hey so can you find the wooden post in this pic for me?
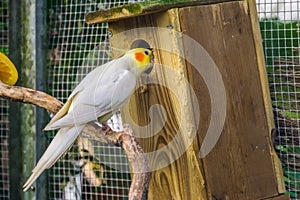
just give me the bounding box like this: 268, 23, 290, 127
8, 1, 22, 200
9, 0, 36, 200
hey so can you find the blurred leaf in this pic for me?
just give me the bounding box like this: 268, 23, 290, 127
281, 110, 300, 119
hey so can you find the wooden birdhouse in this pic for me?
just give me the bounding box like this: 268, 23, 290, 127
86, 0, 288, 199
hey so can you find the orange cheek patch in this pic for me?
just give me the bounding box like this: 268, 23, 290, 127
135, 52, 145, 62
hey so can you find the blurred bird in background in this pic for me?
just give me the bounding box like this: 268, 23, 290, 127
0, 52, 18, 86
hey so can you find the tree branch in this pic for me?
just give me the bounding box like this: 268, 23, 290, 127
0, 81, 151, 200
0, 80, 63, 113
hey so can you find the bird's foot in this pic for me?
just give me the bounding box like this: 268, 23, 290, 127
101, 123, 112, 135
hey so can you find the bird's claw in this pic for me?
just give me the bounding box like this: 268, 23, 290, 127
101, 123, 112, 135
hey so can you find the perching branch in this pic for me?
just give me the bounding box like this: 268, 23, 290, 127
87, 124, 152, 200
0, 80, 63, 113
0, 81, 151, 200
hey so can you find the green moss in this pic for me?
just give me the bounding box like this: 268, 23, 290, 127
95, 3, 142, 19
110, 3, 142, 16
87, 0, 234, 23
140, 0, 199, 7
118, 3, 143, 15
104, 0, 208, 17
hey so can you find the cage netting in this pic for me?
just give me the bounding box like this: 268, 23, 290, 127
257, 0, 300, 198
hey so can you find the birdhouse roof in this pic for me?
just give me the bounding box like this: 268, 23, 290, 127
85, 0, 233, 24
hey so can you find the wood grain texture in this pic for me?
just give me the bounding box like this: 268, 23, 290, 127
0, 80, 63, 114
179, 1, 287, 199
106, 1, 287, 199
108, 10, 207, 200
86, 0, 236, 24
264, 194, 290, 200
247, 0, 286, 193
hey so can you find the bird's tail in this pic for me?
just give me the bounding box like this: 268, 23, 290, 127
23, 125, 84, 191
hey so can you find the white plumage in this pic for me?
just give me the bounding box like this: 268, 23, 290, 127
23, 48, 153, 191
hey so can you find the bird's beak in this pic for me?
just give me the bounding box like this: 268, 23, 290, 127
145, 66, 153, 74
145, 50, 154, 74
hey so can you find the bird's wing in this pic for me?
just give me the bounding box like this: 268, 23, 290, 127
44, 60, 117, 130
45, 68, 137, 129
44, 90, 81, 131
23, 125, 84, 191
108, 69, 137, 110
68, 58, 124, 98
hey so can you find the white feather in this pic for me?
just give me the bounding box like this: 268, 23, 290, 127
23, 126, 84, 191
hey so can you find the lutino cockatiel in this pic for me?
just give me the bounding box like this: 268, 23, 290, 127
23, 48, 153, 191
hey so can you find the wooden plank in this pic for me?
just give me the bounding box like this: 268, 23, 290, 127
247, 0, 286, 194
85, 0, 237, 24
108, 10, 207, 200
179, 1, 286, 199
263, 194, 290, 200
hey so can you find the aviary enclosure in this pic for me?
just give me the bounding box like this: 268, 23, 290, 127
0, 0, 299, 199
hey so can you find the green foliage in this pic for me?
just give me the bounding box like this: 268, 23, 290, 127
0, 47, 8, 55
260, 20, 299, 65
281, 110, 300, 119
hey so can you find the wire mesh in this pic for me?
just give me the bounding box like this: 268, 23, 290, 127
47, 1, 135, 199
256, 0, 300, 198
0, 0, 9, 199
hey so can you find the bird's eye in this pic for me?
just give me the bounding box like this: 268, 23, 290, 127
144, 50, 149, 56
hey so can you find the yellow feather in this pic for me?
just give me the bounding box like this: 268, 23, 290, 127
44, 94, 76, 130
0, 52, 18, 85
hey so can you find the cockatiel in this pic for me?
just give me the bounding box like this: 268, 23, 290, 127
23, 48, 153, 191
